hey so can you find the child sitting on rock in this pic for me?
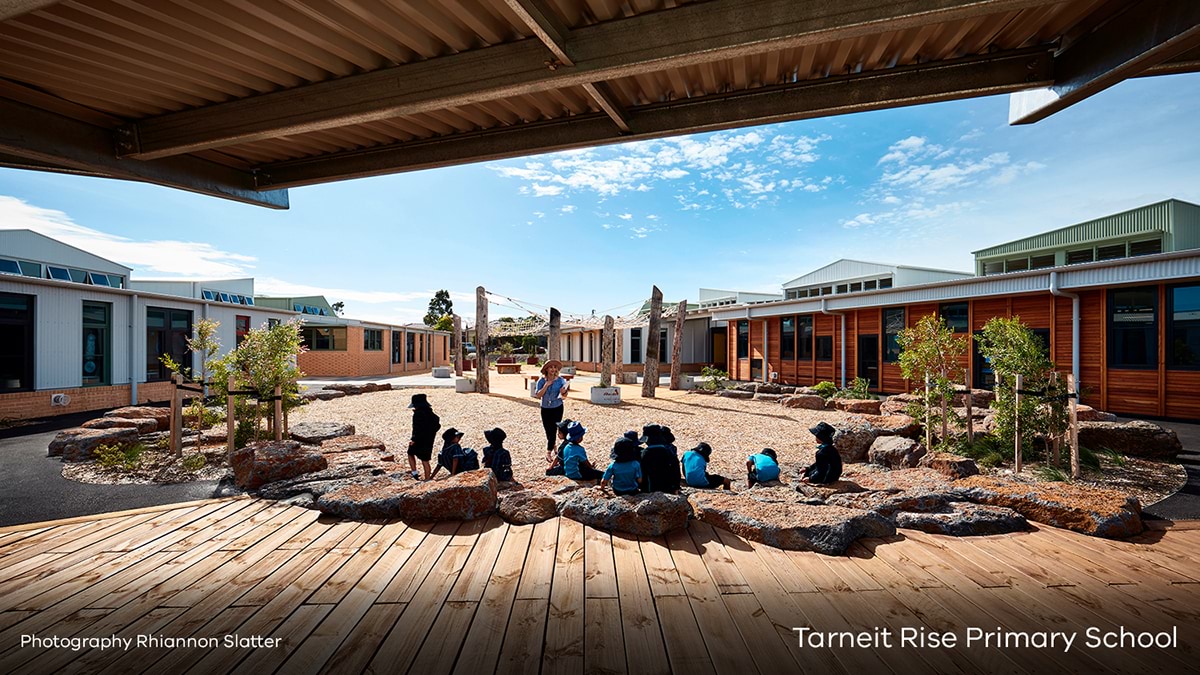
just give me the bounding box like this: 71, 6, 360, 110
545, 418, 574, 476
746, 448, 781, 488
562, 421, 603, 481
802, 422, 842, 485
432, 428, 478, 479
682, 442, 731, 490
639, 424, 681, 494
601, 437, 643, 495
482, 427, 513, 482
611, 430, 641, 459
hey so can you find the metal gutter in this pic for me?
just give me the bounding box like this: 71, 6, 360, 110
1049, 271, 1081, 390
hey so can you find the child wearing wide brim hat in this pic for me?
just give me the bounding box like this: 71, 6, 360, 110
407, 393, 440, 480
802, 422, 842, 485
682, 442, 732, 490
746, 447, 781, 488
483, 427, 513, 482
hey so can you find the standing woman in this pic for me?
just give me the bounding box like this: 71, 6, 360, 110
535, 359, 569, 453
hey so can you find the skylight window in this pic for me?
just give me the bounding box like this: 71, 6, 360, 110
68, 268, 88, 283
244, 297, 255, 306
47, 266, 71, 281
219, 293, 231, 303
90, 274, 111, 287
0, 259, 19, 275
294, 304, 303, 312
18, 261, 40, 277
202, 290, 215, 301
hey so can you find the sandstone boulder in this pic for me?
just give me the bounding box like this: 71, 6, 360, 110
688, 492, 895, 555
1074, 405, 1117, 423
290, 421, 356, 444
846, 467, 956, 494
257, 464, 391, 503
952, 388, 996, 408
1077, 420, 1182, 459
781, 394, 826, 410
318, 470, 498, 521
231, 440, 328, 490
791, 481, 868, 501
753, 393, 786, 402
778, 385, 797, 395
48, 427, 141, 461
825, 489, 948, 517
733, 383, 758, 392
953, 475, 1142, 538
690, 388, 715, 395
860, 414, 922, 439
832, 423, 878, 463
199, 427, 230, 445
894, 502, 1027, 536
301, 389, 347, 402
756, 383, 782, 395
559, 489, 691, 536
829, 398, 883, 415
498, 491, 559, 525
716, 390, 754, 400
868, 436, 926, 469
321, 434, 387, 454
918, 452, 979, 479
879, 393, 920, 417
104, 405, 170, 431
81, 417, 158, 434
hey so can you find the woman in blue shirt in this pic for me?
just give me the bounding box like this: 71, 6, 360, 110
535, 359, 569, 453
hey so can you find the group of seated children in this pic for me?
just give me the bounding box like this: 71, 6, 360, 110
406, 393, 513, 483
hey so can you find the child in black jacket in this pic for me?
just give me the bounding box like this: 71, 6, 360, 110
802, 421, 843, 485
482, 427, 513, 482
407, 393, 440, 480
639, 424, 681, 494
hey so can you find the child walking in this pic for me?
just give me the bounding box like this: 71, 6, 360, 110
601, 437, 644, 495
407, 393, 440, 480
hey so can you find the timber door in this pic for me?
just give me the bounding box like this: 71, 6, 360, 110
857, 334, 879, 388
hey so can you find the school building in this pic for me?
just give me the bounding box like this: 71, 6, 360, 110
710, 199, 1200, 419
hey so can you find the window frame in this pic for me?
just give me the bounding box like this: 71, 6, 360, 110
1167, 283, 1200, 370
630, 327, 643, 364
363, 328, 384, 351
735, 321, 748, 360
82, 300, 112, 386
939, 302, 969, 333
815, 335, 833, 361
235, 315, 250, 347
883, 307, 905, 363
797, 315, 813, 359
145, 307, 193, 382
1107, 286, 1158, 369
781, 316, 795, 360
0, 292, 35, 392
301, 326, 347, 352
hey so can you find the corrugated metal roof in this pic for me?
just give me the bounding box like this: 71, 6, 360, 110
973, 199, 1197, 257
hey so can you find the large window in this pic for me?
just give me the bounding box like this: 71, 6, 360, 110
301, 326, 347, 351
815, 335, 833, 361
392, 331, 403, 364
146, 307, 192, 382
735, 321, 748, 359
630, 328, 642, 364
1168, 284, 1200, 369
235, 315, 250, 346
798, 315, 813, 359
939, 302, 969, 333
781, 317, 795, 360
364, 328, 383, 351
82, 301, 111, 386
406, 332, 415, 362
883, 307, 905, 363
0, 293, 34, 392
1108, 287, 1157, 368
659, 328, 668, 362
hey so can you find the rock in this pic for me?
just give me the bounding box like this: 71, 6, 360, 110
753, 393, 786, 402
894, 502, 1027, 536
48, 427, 140, 461
318, 470, 498, 521
258, 464, 390, 501
860, 414, 922, 439
781, 394, 826, 410
952, 389, 995, 408
505, 476, 587, 498
559, 489, 691, 536
81, 417, 158, 434
690, 388, 715, 395
777, 385, 797, 395
829, 398, 883, 415
918, 452, 979, 479
688, 492, 895, 555
879, 393, 920, 417
104, 405, 170, 431
826, 490, 949, 517
716, 390, 754, 399
756, 383, 782, 394
792, 481, 868, 500
290, 421, 356, 444
846, 466, 956, 494
1077, 420, 1182, 459
868, 436, 926, 469
199, 427, 229, 445
498, 491, 559, 524
320, 434, 386, 454
301, 389, 347, 402
230, 440, 328, 490
832, 423, 878, 463
953, 475, 1142, 538
1074, 405, 1117, 423
733, 383, 758, 392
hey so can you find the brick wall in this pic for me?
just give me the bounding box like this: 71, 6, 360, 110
0, 380, 175, 421
298, 327, 449, 377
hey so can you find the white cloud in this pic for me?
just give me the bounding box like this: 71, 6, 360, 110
629, 227, 652, 239
659, 168, 689, 179
841, 213, 876, 229
881, 152, 1010, 193
617, 213, 633, 220
531, 184, 563, 197
877, 136, 947, 165
990, 160, 1047, 186
646, 214, 659, 221
533, 211, 545, 218
560, 204, 576, 214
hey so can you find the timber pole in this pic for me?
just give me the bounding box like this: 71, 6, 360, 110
614, 324, 624, 383
476, 286, 489, 394
548, 308, 561, 361
643, 286, 662, 398
601, 315, 614, 388
453, 314, 463, 377
670, 299, 687, 390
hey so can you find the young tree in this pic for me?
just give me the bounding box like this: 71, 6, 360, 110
433, 314, 453, 332
897, 314, 967, 449
211, 319, 306, 448
975, 316, 1064, 463
160, 317, 222, 441
424, 290, 453, 326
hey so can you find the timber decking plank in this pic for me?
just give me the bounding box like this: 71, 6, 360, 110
585, 597, 627, 675
585, 525, 619, 599
653, 594, 717, 675
515, 519, 559, 600
1036, 526, 1200, 584
685, 523, 752, 594
610, 534, 670, 675
321, 601, 408, 675
36, 606, 183, 675
228, 603, 334, 675
453, 523, 534, 675
496, 597, 550, 675
447, 515, 508, 603
411, 600, 480, 674
639, 536, 686, 597
378, 521, 460, 604
112, 606, 259, 675
543, 518, 585, 675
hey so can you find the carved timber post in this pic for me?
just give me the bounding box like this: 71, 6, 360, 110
614, 325, 624, 382
549, 308, 561, 361
453, 314, 463, 377
643, 286, 662, 398
670, 299, 687, 390
601, 315, 614, 388
475, 287, 489, 394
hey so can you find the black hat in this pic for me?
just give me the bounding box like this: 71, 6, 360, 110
484, 427, 506, 445
661, 425, 675, 445
639, 424, 662, 444
612, 437, 641, 463
556, 418, 574, 433
690, 442, 712, 459
809, 422, 836, 443
761, 447, 778, 461
623, 430, 640, 443
442, 427, 464, 442
408, 393, 429, 409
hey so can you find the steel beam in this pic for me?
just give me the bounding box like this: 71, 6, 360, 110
122, 0, 1056, 159
1009, 0, 1200, 124
257, 48, 1052, 189
0, 98, 289, 209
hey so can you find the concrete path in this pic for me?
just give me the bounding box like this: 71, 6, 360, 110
1141, 418, 1200, 520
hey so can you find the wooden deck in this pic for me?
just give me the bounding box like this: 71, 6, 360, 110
0, 497, 1198, 675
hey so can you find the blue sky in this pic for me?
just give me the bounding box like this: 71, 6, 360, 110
2, 72, 1198, 325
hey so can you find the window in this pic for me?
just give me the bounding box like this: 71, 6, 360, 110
0, 292, 34, 392
864, 280, 877, 291
1130, 239, 1162, 257
589, 333, 595, 361
815, 335, 833, 361
90, 274, 111, 287
1005, 258, 1029, 272
849, 282, 862, 293
735, 322, 748, 359
820, 286, 833, 295
566, 334, 572, 361
47, 266, 71, 281
797, 315, 813, 359
364, 328, 383, 351
82, 301, 111, 386
940, 302, 969, 333
203, 290, 216, 301
235, 315, 250, 346
392, 331, 402, 364
883, 307, 905, 363
219, 293, 232, 303
1066, 249, 1094, 265
1097, 243, 1126, 261
835, 284, 847, 294
68, 268, 88, 284
1168, 284, 1200, 368
781, 316, 795, 360
1108, 287, 1157, 368
878, 278, 893, 289
0, 259, 18, 275
983, 261, 1004, 275
659, 328, 668, 362
786, 289, 800, 300
146, 307, 192, 382
630, 328, 643, 364
1030, 254, 1056, 270
244, 296, 254, 306
406, 332, 415, 362
301, 326, 347, 351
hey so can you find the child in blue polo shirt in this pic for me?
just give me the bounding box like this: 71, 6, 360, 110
601, 437, 643, 495
746, 448, 781, 488
561, 421, 603, 481
683, 442, 731, 490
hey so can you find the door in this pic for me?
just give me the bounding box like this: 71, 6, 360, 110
857, 334, 879, 389
711, 327, 727, 367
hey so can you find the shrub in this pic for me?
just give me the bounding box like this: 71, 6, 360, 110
1034, 465, 1069, 482
95, 443, 145, 471
813, 381, 838, 399
951, 434, 1011, 468
181, 454, 206, 471
1101, 447, 1127, 467
837, 377, 873, 400
699, 366, 729, 391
